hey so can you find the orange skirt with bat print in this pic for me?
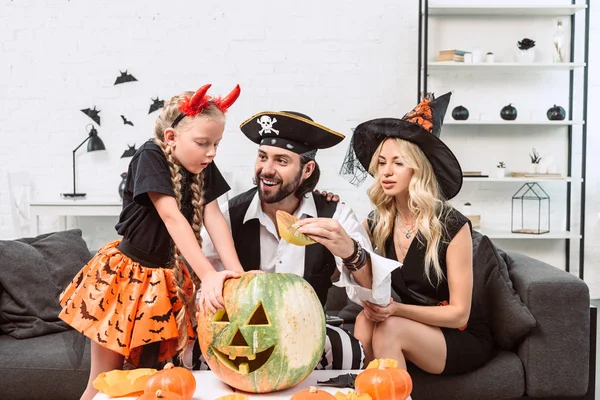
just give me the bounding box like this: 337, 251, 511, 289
58, 240, 195, 366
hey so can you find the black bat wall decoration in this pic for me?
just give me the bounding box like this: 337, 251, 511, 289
121, 144, 138, 158
151, 309, 172, 323
120, 115, 134, 126
148, 97, 164, 114
114, 70, 137, 85
80, 301, 98, 321
81, 106, 101, 125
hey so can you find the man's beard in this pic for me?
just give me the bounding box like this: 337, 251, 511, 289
254, 168, 303, 204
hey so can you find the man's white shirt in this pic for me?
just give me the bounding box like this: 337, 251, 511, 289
201, 192, 401, 306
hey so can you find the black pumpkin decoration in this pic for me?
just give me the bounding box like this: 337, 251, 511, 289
500, 104, 517, 120
547, 104, 566, 121
452, 105, 469, 120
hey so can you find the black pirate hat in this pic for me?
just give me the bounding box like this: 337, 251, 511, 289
340, 92, 462, 199
240, 111, 345, 158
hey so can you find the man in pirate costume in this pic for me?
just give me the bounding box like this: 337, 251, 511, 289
181, 111, 400, 370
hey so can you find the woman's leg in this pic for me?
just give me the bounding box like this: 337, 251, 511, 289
80, 342, 124, 400
372, 316, 446, 374
353, 311, 377, 366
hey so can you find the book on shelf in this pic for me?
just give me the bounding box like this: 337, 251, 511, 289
437, 49, 468, 62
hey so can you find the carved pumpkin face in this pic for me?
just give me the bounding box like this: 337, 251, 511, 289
197, 273, 326, 393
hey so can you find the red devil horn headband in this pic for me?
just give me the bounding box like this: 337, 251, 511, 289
171, 84, 241, 128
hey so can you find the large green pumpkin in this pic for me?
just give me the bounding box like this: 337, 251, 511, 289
197, 273, 326, 393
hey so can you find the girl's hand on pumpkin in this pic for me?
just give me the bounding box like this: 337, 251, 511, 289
198, 270, 240, 314
296, 218, 355, 259
361, 298, 395, 322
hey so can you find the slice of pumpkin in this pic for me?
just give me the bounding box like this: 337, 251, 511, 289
366, 358, 399, 369
334, 391, 372, 400
216, 394, 249, 400
276, 210, 316, 246
93, 368, 157, 397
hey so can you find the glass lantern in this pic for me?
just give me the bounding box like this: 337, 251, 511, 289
511, 183, 550, 234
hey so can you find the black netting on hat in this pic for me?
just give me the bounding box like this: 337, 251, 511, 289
339, 132, 369, 186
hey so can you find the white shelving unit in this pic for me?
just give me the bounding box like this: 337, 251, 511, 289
428, 5, 587, 17
418, 1, 589, 278
445, 120, 584, 126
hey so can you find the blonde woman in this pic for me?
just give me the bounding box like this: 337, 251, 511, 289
58, 84, 244, 399
302, 92, 494, 376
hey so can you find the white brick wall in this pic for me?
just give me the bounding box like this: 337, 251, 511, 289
1, 0, 599, 295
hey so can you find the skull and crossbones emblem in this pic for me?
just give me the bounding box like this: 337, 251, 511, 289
257, 115, 279, 135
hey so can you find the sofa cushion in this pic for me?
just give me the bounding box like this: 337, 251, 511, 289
0, 330, 90, 400
472, 232, 536, 350
0, 229, 91, 338
409, 350, 524, 400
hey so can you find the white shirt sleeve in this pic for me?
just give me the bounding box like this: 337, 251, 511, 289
200, 202, 231, 272
331, 204, 401, 306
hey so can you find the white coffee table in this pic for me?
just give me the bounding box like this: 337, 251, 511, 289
93, 369, 410, 400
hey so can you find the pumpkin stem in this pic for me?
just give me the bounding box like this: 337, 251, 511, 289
309, 386, 318, 393
163, 362, 174, 370
379, 359, 386, 369
156, 390, 165, 398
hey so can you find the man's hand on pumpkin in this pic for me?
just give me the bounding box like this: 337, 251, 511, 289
296, 217, 354, 259
314, 189, 341, 203
198, 270, 240, 314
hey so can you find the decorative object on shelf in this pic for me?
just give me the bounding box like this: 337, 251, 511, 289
546, 104, 566, 121
485, 52, 495, 63
114, 70, 137, 85
118, 144, 138, 199
61, 125, 106, 199
462, 202, 481, 229
149, 97, 165, 114
451, 105, 469, 120
81, 106, 101, 126
463, 52, 473, 63
529, 148, 542, 173
511, 182, 550, 235
120, 115, 134, 126
495, 161, 506, 178
515, 38, 536, 63
472, 49, 483, 63
500, 104, 517, 120
553, 19, 565, 63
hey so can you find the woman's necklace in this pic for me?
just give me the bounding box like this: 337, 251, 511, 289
396, 214, 416, 239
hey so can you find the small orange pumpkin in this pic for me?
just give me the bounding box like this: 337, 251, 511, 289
291, 386, 336, 400
144, 363, 196, 400
137, 389, 184, 400
355, 359, 412, 400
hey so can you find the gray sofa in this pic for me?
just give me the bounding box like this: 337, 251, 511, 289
0, 229, 594, 400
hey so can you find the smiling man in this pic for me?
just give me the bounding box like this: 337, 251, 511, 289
179, 111, 400, 371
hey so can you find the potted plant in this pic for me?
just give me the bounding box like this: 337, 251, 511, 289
495, 161, 506, 178
515, 38, 536, 63
529, 148, 542, 173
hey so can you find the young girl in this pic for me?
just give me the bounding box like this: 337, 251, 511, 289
59, 84, 245, 400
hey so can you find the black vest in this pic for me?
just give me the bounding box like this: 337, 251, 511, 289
228, 188, 337, 306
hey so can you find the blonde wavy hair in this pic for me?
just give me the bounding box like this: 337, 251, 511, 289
153, 92, 225, 353
367, 138, 451, 286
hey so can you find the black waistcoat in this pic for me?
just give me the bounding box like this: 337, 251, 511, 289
228, 188, 337, 306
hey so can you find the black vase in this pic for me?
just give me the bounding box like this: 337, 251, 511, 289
118, 172, 127, 199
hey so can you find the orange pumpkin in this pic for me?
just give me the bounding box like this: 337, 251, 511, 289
137, 390, 184, 400
144, 363, 196, 400
355, 360, 412, 400
291, 386, 336, 400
